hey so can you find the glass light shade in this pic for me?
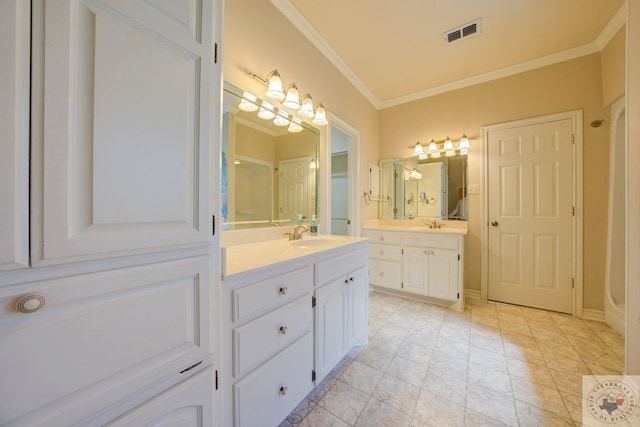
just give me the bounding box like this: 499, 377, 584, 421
299, 94, 315, 118
273, 115, 290, 127
414, 142, 424, 156
243, 91, 258, 102
444, 137, 454, 151
288, 121, 303, 133
418, 153, 428, 160
257, 107, 275, 120
238, 99, 258, 112
459, 148, 469, 155
312, 103, 328, 125
445, 150, 456, 157
459, 135, 471, 150
431, 151, 441, 158
282, 84, 301, 110
411, 169, 422, 179
265, 70, 285, 100
428, 139, 438, 153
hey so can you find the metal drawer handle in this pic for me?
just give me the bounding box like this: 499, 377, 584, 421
16, 294, 47, 314
279, 386, 288, 395
279, 326, 288, 335
279, 287, 288, 295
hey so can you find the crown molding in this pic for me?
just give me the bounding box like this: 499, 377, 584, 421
270, 0, 382, 108
272, 0, 624, 110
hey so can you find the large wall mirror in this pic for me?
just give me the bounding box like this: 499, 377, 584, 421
378, 155, 467, 221
222, 83, 319, 230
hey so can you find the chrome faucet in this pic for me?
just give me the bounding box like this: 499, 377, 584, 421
425, 219, 446, 229
293, 225, 309, 240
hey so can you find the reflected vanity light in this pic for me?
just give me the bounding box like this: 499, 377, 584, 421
273, 110, 290, 126
288, 117, 303, 133
238, 91, 259, 112
257, 101, 276, 120
250, 69, 328, 125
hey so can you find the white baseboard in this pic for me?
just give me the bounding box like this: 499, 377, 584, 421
582, 308, 606, 322
464, 289, 481, 300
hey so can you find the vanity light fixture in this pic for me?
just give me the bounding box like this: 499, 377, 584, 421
299, 94, 315, 118
282, 83, 301, 110
238, 91, 259, 112
288, 117, 304, 133
250, 69, 329, 125
414, 141, 424, 156
257, 101, 276, 120
273, 110, 290, 127
416, 136, 473, 158
312, 103, 328, 125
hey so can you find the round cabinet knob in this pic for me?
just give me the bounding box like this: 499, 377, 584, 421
344, 279, 349, 285
379, 236, 384, 242
279, 326, 288, 335
279, 386, 288, 396
349, 277, 354, 282
491, 221, 499, 227
16, 294, 47, 314
379, 250, 384, 255
379, 272, 384, 277
279, 287, 288, 295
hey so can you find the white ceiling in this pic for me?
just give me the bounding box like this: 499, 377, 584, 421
273, 0, 625, 109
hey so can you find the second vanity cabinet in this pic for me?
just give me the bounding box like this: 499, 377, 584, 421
364, 226, 465, 311
220, 238, 368, 427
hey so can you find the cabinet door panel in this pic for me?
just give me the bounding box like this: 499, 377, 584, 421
0, 0, 30, 272
106, 366, 214, 427
403, 246, 429, 295
429, 249, 459, 301
0, 257, 212, 426
31, 0, 214, 265
348, 267, 368, 347
315, 278, 348, 382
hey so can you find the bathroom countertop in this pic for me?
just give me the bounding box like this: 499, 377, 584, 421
363, 220, 468, 235
221, 234, 369, 279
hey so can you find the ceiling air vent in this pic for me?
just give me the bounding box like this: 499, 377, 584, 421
444, 18, 482, 44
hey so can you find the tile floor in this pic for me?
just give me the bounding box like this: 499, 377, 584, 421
280, 291, 625, 427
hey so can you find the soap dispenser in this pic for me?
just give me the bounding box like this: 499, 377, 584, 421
296, 214, 304, 226
310, 215, 318, 236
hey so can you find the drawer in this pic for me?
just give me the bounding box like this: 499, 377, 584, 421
233, 296, 312, 378
403, 234, 459, 250
368, 242, 401, 262
369, 260, 401, 289
315, 249, 367, 285
234, 333, 313, 427
233, 266, 313, 323
363, 230, 402, 245
0, 257, 211, 427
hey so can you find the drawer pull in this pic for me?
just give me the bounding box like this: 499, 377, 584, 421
279, 287, 288, 295
349, 277, 354, 282
379, 272, 384, 277
16, 294, 47, 314
279, 386, 288, 396
344, 279, 349, 285
279, 326, 288, 335
379, 250, 384, 255
379, 236, 385, 242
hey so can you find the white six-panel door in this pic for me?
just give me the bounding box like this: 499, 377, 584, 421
279, 157, 311, 223
31, 0, 215, 266
487, 118, 574, 313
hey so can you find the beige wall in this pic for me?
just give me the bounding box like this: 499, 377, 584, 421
602, 26, 626, 106
235, 124, 276, 163
379, 54, 610, 310
223, 0, 379, 225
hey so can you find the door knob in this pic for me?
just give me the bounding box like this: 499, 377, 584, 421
491, 221, 499, 227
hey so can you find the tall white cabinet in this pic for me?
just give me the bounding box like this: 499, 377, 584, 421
0, 1, 222, 425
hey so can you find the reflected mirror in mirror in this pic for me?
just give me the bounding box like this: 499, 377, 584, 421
378, 155, 467, 221
222, 83, 319, 230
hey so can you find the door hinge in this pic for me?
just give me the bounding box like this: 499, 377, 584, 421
572, 206, 575, 216
401, 282, 404, 288
571, 134, 575, 145
401, 249, 404, 255
214, 43, 218, 64
215, 369, 219, 390
312, 296, 316, 308
457, 292, 460, 299
458, 254, 460, 261
212, 214, 216, 236
179, 360, 203, 374
347, 219, 351, 225
571, 278, 575, 289
312, 370, 316, 381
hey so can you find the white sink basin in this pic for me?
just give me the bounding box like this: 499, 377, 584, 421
289, 238, 335, 247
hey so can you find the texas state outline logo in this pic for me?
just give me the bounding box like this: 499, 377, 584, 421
584, 376, 639, 425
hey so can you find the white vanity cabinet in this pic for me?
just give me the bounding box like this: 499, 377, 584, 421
222, 265, 315, 427
364, 230, 402, 290
314, 250, 368, 383
364, 225, 465, 311
403, 234, 461, 301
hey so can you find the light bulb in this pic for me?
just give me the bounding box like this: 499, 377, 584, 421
459, 134, 471, 150
312, 103, 328, 125
265, 70, 285, 100
414, 141, 424, 156
428, 139, 438, 153
282, 83, 301, 110
444, 137, 454, 151
299, 94, 315, 118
